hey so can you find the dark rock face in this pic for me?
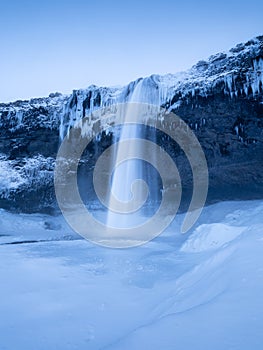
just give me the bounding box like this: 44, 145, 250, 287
175, 95, 263, 203
0, 95, 65, 158
0, 36, 262, 213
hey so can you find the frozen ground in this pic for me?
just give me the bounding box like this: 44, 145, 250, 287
0, 200, 263, 349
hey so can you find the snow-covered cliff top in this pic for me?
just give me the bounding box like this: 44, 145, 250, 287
0, 35, 262, 139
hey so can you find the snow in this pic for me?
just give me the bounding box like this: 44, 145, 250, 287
180, 223, 245, 252
0, 35, 263, 347
0, 93, 68, 133
0, 199, 263, 349
0, 156, 26, 194
0, 155, 54, 199
1, 37, 262, 141
57, 37, 263, 139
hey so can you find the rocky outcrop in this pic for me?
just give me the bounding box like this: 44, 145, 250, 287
0, 36, 262, 212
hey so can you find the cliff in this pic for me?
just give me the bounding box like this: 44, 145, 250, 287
0, 36, 262, 212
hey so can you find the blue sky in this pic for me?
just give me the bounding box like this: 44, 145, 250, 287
0, 0, 262, 102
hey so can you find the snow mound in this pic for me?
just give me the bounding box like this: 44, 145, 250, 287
181, 223, 245, 252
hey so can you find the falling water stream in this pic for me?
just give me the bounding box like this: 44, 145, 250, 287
106, 79, 159, 229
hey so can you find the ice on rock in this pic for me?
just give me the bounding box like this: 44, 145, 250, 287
15, 110, 23, 126
0, 156, 26, 195
0, 155, 54, 199
251, 58, 263, 96
0, 93, 68, 134
224, 74, 233, 95
1, 36, 262, 140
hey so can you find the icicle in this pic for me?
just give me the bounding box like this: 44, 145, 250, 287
224, 74, 235, 98
243, 58, 263, 97
168, 100, 181, 111
59, 110, 65, 141
15, 110, 23, 126
80, 120, 93, 138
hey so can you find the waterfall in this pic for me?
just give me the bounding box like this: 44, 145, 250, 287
106, 79, 159, 229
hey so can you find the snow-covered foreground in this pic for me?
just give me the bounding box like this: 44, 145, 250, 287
0, 200, 263, 349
